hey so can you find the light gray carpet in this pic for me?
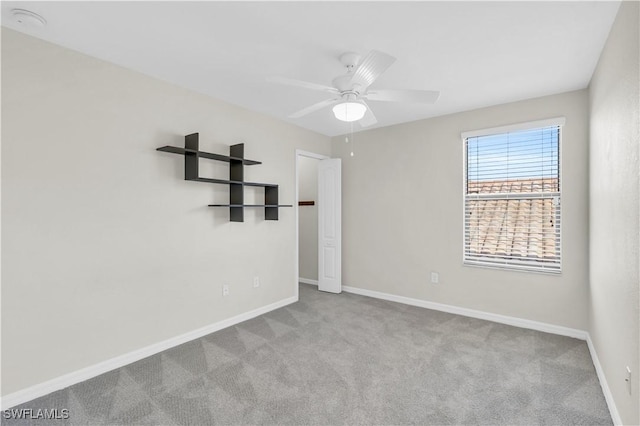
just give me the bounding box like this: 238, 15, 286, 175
3, 284, 611, 425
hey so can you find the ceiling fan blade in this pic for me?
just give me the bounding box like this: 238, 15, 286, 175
267, 76, 339, 94
350, 50, 396, 90
359, 101, 378, 127
289, 98, 339, 118
364, 89, 440, 104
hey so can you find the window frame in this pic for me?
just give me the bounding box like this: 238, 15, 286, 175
461, 117, 565, 274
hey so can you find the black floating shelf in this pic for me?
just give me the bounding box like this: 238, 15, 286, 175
208, 204, 294, 207
156, 146, 261, 165
194, 177, 277, 187
157, 133, 291, 222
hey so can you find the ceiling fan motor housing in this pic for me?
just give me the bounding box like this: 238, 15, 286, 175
333, 52, 363, 93
332, 74, 359, 93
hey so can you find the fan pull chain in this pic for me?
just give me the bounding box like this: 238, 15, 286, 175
350, 122, 355, 157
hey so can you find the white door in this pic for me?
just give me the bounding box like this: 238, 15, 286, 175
318, 159, 342, 293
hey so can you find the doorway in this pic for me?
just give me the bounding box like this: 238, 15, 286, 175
295, 150, 341, 298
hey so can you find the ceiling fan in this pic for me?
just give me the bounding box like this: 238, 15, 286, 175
268, 50, 440, 127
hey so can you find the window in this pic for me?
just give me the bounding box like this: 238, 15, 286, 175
462, 118, 564, 273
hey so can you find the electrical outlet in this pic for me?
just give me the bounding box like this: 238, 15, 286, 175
430, 272, 439, 284
626, 366, 632, 395
222, 284, 229, 296
253, 276, 260, 288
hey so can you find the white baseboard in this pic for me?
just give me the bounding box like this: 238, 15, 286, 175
342, 285, 587, 339
342, 285, 620, 425
0, 296, 297, 410
299, 277, 318, 286
586, 335, 623, 425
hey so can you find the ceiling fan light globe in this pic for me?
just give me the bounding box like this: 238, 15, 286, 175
332, 102, 366, 122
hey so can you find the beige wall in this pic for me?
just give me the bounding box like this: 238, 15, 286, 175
588, 2, 640, 424
332, 90, 589, 330
1, 29, 330, 396
298, 156, 319, 281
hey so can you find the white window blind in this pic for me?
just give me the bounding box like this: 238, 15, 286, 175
463, 121, 562, 273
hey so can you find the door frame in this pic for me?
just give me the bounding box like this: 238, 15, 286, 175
294, 149, 330, 300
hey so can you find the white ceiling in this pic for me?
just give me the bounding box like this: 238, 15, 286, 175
1, 1, 620, 137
